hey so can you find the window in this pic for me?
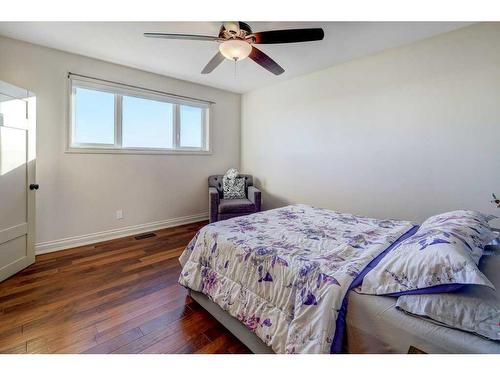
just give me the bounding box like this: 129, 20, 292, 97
69, 77, 210, 154
122, 95, 173, 149
179, 105, 203, 148
73, 87, 115, 145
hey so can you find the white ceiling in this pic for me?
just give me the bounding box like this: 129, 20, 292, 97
0, 22, 472, 93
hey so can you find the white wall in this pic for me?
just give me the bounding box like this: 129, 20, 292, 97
0, 36, 241, 251
242, 23, 500, 224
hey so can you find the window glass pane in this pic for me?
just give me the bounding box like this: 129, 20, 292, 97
179, 105, 203, 148
122, 95, 173, 149
74, 87, 115, 144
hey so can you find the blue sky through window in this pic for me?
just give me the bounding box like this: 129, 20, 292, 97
122, 95, 173, 149
74, 88, 114, 144
72, 85, 206, 151
180, 105, 202, 148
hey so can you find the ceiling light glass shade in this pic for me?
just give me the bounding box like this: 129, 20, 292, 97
219, 40, 252, 61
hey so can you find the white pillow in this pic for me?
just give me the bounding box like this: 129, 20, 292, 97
361, 210, 496, 296
396, 254, 500, 341
419, 210, 497, 263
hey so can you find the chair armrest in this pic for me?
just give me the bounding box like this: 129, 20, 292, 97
209, 187, 220, 223
248, 186, 262, 212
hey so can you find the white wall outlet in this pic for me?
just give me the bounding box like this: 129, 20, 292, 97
116, 209, 123, 220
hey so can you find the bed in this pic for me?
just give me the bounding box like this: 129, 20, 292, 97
187, 288, 500, 354
178, 204, 500, 354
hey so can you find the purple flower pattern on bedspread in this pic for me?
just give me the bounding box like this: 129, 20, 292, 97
178, 204, 413, 353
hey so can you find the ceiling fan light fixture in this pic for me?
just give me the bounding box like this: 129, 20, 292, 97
219, 40, 252, 61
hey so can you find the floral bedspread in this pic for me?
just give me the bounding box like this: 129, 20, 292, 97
179, 204, 413, 353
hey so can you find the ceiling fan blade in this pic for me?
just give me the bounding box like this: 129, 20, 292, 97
144, 32, 220, 42
201, 52, 225, 74
252, 28, 324, 44
249, 46, 284, 75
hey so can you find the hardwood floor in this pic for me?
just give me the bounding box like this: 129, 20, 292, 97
0, 222, 251, 354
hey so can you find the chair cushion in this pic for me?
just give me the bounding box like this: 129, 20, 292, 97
218, 198, 256, 214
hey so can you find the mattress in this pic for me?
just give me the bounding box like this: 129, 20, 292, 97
189, 287, 500, 354
345, 289, 500, 354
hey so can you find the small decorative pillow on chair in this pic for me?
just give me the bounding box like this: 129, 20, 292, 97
222, 168, 246, 199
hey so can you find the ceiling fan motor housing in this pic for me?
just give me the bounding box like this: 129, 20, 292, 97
219, 22, 253, 40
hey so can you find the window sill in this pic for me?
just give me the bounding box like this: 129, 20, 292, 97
65, 147, 212, 156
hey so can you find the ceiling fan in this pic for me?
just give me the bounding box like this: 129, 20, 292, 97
144, 22, 324, 76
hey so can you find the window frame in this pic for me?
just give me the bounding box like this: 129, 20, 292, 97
67, 77, 211, 155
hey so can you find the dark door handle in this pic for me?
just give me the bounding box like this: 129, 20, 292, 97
29, 184, 39, 190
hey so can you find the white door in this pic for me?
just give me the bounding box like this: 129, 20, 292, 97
0, 81, 36, 282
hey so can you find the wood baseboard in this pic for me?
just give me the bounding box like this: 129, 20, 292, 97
35, 212, 208, 255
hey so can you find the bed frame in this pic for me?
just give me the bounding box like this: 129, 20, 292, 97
188, 289, 274, 353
